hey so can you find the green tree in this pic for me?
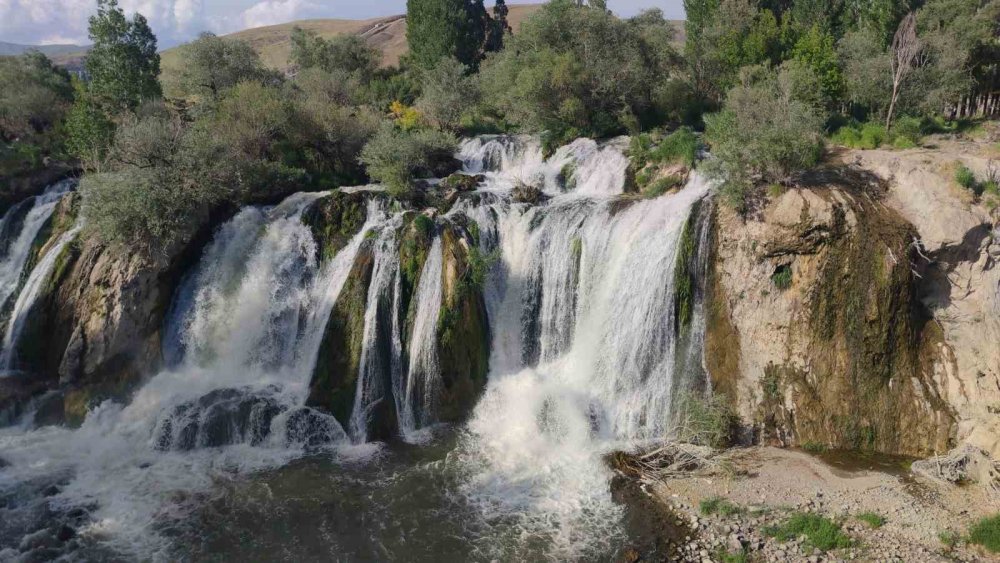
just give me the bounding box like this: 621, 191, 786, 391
791, 24, 844, 109
65, 87, 115, 171
170, 33, 276, 102
85, 0, 161, 110
359, 123, 457, 195
704, 64, 825, 210
416, 57, 479, 130
0, 52, 73, 141
290, 27, 381, 80
406, 0, 500, 69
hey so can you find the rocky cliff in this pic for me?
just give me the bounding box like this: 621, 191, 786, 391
706, 144, 999, 457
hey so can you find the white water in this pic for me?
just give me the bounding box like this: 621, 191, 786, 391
0, 193, 388, 557
0, 222, 81, 371
453, 138, 711, 557
400, 236, 444, 436
0, 135, 711, 561
0, 180, 73, 328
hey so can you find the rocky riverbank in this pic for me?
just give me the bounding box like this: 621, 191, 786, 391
613, 446, 998, 562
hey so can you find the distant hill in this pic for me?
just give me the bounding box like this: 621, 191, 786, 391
160, 4, 546, 82
0, 41, 88, 57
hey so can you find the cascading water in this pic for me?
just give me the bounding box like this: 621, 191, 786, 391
0, 135, 712, 562
400, 236, 444, 436
0, 180, 74, 343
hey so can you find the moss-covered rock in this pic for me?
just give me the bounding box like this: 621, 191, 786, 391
435, 226, 491, 422
302, 190, 375, 264
305, 244, 375, 430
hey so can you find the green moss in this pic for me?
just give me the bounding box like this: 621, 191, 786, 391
557, 162, 577, 190
764, 513, 853, 551
802, 441, 827, 454
673, 205, 698, 329
642, 175, 683, 198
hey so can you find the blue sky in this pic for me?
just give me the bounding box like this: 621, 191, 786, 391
0, 0, 686, 48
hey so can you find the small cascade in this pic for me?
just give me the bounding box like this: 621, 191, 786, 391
0, 223, 82, 371
399, 236, 444, 435
0, 180, 74, 319
349, 217, 404, 442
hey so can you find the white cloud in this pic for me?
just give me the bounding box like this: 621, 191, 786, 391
238, 0, 311, 30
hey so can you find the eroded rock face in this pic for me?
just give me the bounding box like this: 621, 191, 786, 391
707, 172, 955, 456
851, 149, 1000, 457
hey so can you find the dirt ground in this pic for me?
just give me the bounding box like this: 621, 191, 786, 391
641, 447, 999, 562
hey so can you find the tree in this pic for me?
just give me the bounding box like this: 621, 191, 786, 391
359, 123, 457, 195
0, 52, 73, 141
65, 87, 115, 171
790, 24, 844, 110
416, 57, 479, 130
704, 63, 825, 210
406, 0, 502, 69
85, 0, 161, 110
885, 13, 920, 130
290, 27, 381, 80
172, 33, 276, 102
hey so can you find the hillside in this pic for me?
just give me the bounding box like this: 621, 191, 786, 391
0, 41, 88, 57
160, 4, 543, 80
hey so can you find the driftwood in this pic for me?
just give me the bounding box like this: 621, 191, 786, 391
609, 442, 726, 482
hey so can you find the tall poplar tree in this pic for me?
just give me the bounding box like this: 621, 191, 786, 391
406, 0, 506, 69
85, 0, 161, 110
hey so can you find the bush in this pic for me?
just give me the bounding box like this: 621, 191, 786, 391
830, 122, 888, 150
955, 164, 977, 192
416, 57, 480, 131
703, 64, 825, 211
168, 33, 278, 102
290, 27, 380, 80
0, 52, 73, 141
651, 127, 700, 167
764, 513, 853, 551
771, 264, 792, 290
477, 0, 684, 144
80, 167, 219, 251
967, 514, 1000, 553
359, 124, 457, 195
674, 391, 738, 448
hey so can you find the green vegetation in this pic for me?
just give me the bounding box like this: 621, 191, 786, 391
939, 529, 961, 548
801, 441, 827, 454
771, 264, 793, 290
675, 390, 738, 448
856, 512, 886, 528
85, 0, 161, 110
704, 64, 825, 211
967, 514, 1000, 553
166, 32, 278, 102
359, 124, 457, 195
700, 496, 743, 517
477, 0, 686, 149
405, 0, 507, 69
0, 52, 73, 177
716, 548, 749, 563
764, 513, 853, 551
956, 164, 978, 191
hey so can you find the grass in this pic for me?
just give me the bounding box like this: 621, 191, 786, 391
771, 265, 792, 290
642, 175, 683, 198
856, 512, 886, 528
801, 441, 827, 454
716, 547, 749, 563
939, 530, 961, 548
700, 496, 743, 517
967, 514, 1000, 553
764, 512, 853, 551
955, 164, 978, 191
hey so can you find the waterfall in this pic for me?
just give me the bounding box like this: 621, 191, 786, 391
0, 135, 713, 561
452, 137, 712, 558
400, 236, 443, 435
0, 193, 387, 558
0, 180, 74, 328
0, 223, 81, 371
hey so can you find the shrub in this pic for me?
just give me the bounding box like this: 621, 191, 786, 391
856, 512, 886, 528
168, 32, 277, 102
700, 496, 743, 517
859, 122, 887, 149
65, 91, 116, 171
890, 116, 922, 147
477, 0, 684, 144
939, 529, 961, 548
359, 124, 457, 195
416, 57, 480, 131
674, 391, 738, 448
703, 64, 824, 211
967, 514, 1000, 553
0, 52, 73, 141
764, 513, 853, 551
290, 27, 380, 80
955, 164, 977, 192
651, 126, 699, 167
802, 441, 826, 453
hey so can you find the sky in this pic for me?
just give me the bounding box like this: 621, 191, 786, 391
0, 0, 686, 48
